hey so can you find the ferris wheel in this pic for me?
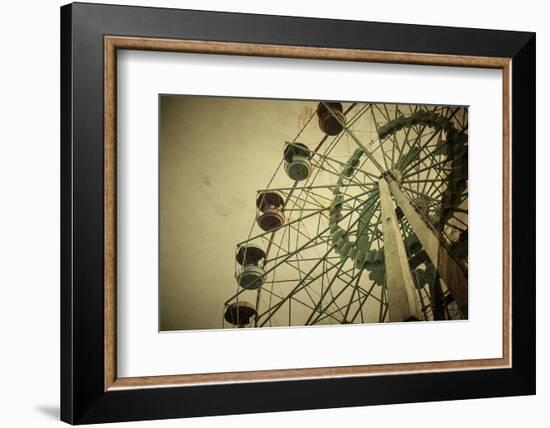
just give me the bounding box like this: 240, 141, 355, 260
223, 100, 468, 328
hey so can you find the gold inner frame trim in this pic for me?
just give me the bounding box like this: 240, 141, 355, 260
104, 35, 512, 391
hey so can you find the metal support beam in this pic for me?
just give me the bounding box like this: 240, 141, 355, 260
386, 176, 468, 316
378, 178, 422, 322
322, 102, 386, 174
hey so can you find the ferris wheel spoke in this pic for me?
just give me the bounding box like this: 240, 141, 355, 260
227, 222, 336, 307
400, 130, 445, 177
257, 249, 344, 326
398, 105, 439, 147
308, 269, 361, 325
264, 236, 321, 271
282, 191, 327, 211
420, 168, 448, 198
370, 107, 393, 171
310, 152, 380, 185
353, 103, 373, 117
452, 207, 468, 215
303, 257, 349, 325
264, 235, 330, 265
316, 278, 383, 324
408, 135, 447, 177
352, 282, 384, 323
453, 216, 468, 230
320, 270, 383, 323
259, 283, 344, 325
400, 184, 448, 206
340, 200, 382, 246
287, 162, 344, 214
341, 268, 365, 322
311, 159, 350, 180
389, 105, 408, 169
278, 180, 333, 211
342, 194, 360, 231
290, 270, 324, 308
279, 247, 362, 305
296, 188, 335, 205
382, 104, 393, 124
316, 293, 362, 324
316, 255, 363, 284
242, 187, 376, 246
445, 218, 468, 232
402, 177, 447, 184
322, 102, 386, 174
422, 170, 451, 201
283, 118, 354, 223
372, 103, 391, 122
237, 208, 325, 246
257, 194, 376, 325
375, 284, 387, 322
402, 158, 452, 180
388, 119, 416, 171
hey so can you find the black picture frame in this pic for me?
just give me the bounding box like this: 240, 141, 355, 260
61, 2, 535, 424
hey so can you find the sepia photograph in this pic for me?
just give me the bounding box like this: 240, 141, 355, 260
159, 96, 468, 331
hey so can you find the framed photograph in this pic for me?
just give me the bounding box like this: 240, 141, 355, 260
61, 2, 535, 424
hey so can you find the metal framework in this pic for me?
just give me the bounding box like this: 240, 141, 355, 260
224, 101, 468, 328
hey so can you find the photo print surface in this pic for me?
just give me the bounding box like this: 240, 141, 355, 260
159, 96, 468, 331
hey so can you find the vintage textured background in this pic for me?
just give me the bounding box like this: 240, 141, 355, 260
159, 96, 324, 330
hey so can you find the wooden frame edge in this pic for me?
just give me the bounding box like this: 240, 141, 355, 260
110, 357, 508, 389
104, 36, 117, 390
105, 36, 510, 68
103, 35, 512, 391
502, 61, 513, 372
